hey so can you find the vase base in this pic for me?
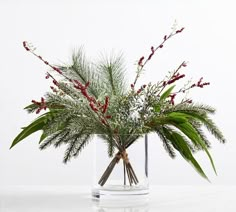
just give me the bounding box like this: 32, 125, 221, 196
92, 185, 149, 199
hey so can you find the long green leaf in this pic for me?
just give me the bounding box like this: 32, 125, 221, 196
155, 127, 176, 158
168, 111, 225, 143
173, 122, 217, 175
39, 132, 47, 144
162, 127, 209, 180
171, 130, 209, 180
160, 85, 175, 101
10, 113, 51, 149
167, 112, 188, 123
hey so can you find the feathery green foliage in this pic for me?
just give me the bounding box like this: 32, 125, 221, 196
12, 27, 226, 185
96, 52, 127, 95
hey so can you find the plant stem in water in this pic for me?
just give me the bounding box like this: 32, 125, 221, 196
98, 150, 139, 187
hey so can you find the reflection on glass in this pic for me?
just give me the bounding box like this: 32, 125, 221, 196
92, 196, 149, 212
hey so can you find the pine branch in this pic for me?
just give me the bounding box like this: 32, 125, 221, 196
63, 133, 83, 163
200, 116, 226, 143
57, 82, 84, 100
73, 134, 92, 157
97, 52, 127, 95
39, 130, 64, 150
98, 134, 119, 157
41, 111, 71, 137
164, 103, 216, 115
190, 121, 211, 149
155, 127, 176, 158
54, 131, 70, 148
58, 48, 100, 98
45, 92, 82, 111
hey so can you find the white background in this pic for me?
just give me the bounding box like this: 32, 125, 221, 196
0, 0, 235, 186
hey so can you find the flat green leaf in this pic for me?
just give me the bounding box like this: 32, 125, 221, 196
10, 113, 51, 149
160, 85, 175, 101
39, 132, 47, 144
173, 122, 217, 175
168, 112, 188, 123
172, 122, 201, 147
175, 111, 225, 143
24, 103, 35, 110
162, 127, 209, 180
171, 131, 209, 180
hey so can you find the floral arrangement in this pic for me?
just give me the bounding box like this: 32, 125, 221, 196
11, 26, 225, 186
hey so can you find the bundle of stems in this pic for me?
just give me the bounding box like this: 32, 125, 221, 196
98, 149, 138, 186
98, 134, 144, 186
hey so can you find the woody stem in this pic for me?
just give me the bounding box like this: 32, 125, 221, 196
98, 150, 139, 187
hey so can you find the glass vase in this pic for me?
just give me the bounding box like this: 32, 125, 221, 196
92, 134, 149, 199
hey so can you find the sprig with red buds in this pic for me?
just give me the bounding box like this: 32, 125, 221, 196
169, 93, 176, 105
72, 79, 110, 117
175, 76, 210, 95
180, 99, 193, 104
196, 77, 210, 88
167, 73, 185, 85
136, 84, 147, 95
156, 61, 187, 97
102, 96, 109, 114
32, 97, 47, 114
23, 42, 94, 108
162, 62, 210, 105
165, 74, 210, 106
23, 41, 65, 77
23, 41, 94, 99
50, 86, 58, 93
165, 75, 210, 106
23, 41, 112, 125
23, 41, 36, 52
73, 80, 95, 102
138, 56, 145, 67
132, 26, 185, 87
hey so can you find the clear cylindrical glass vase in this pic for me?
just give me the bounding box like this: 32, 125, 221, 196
92, 134, 149, 199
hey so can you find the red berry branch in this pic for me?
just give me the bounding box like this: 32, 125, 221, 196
23, 41, 112, 125
136, 84, 147, 95
132, 27, 185, 87
32, 97, 47, 114
102, 96, 109, 114
175, 76, 210, 95
166, 76, 210, 105
156, 61, 187, 97
167, 73, 186, 85
169, 93, 176, 105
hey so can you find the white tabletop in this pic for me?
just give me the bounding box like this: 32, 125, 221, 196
0, 185, 235, 211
